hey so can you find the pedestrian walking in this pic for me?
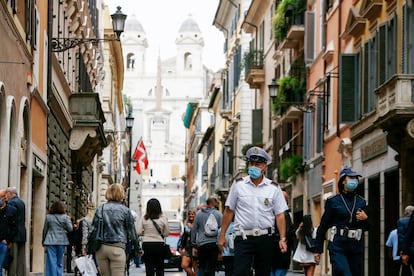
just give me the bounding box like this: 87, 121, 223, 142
191, 196, 222, 276
42, 200, 73, 276
178, 209, 197, 276
137, 198, 170, 276
292, 215, 317, 276
399, 205, 414, 275
5, 186, 27, 276
314, 166, 369, 276
218, 146, 288, 276
0, 189, 17, 276
91, 183, 140, 276
385, 228, 400, 275
271, 190, 295, 276
219, 221, 235, 276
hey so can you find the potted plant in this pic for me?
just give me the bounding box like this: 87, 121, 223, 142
279, 154, 304, 181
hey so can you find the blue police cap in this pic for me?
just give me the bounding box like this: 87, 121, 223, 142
246, 146, 271, 163
339, 166, 362, 178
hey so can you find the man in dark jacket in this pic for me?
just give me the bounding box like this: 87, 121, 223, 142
399, 206, 414, 274
5, 187, 26, 276
0, 189, 17, 275
272, 190, 295, 276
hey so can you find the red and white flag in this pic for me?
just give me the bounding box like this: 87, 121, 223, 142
132, 138, 149, 174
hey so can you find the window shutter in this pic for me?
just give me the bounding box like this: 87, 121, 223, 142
339, 54, 358, 123
368, 38, 377, 112
252, 109, 263, 145
378, 24, 386, 84
305, 11, 315, 65
316, 97, 323, 154
387, 17, 397, 78
362, 45, 368, 114
303, 111, 314, 162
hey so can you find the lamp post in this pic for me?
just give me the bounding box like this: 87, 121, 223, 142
268, 78, 279, 99
125, 113, 134, 207
51, 6, 127, 52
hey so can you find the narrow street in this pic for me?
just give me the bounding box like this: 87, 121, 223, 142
126, 265, 303, 276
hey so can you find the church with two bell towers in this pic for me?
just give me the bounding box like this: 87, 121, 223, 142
120, 14, 214, 220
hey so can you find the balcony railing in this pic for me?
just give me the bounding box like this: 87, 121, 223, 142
375, 74, 414, 121
244, 50, 265, 89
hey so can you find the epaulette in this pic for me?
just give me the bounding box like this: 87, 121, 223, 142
235, 178, 243, 182
271, 181, 279, 186
327, 194, 337, 200
357, 194, 366, 200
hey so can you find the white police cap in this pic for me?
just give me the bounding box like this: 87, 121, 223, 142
246, 146, 271, 163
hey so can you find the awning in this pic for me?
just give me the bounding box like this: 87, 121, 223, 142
183, 102, 199, 128
197, 125, 215, 153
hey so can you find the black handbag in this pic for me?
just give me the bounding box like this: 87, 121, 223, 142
87, 205, 104, 254
151, 219, 172, 259
304, 235, 317, 253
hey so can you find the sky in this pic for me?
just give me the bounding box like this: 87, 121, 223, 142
105, 0, 225, 72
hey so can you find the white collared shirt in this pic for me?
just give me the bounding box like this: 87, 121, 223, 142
225, 175, 288, 231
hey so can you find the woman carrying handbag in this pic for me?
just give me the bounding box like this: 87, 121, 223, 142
292, 215, 317, 276
137, 198, 170, 276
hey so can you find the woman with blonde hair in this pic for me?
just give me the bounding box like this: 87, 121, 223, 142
91, 183, 140, 276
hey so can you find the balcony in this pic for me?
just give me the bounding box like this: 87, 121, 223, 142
279, 24, 304, 50
374, 74, 414, 149
375, 74, 414, 122
273, 0, 306, 50
69, 92, 108, 166
244, 50, 265, 89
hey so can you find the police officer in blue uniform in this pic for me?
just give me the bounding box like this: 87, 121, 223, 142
314, 167, 369, 276
218, 146, 288, 276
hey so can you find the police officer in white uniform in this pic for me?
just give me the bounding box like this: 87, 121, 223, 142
218, 146, 288, 276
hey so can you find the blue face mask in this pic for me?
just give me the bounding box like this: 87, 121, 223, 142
345, 179, 359, 191
248, 166, 262, 179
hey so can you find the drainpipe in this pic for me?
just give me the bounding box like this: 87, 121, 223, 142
47, 0, 53, 101
336, 0, 342, 138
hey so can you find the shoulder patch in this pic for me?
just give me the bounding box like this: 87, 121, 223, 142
236, 178, 243, 182
271, 181, 279, 186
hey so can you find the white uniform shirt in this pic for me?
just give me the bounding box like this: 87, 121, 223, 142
225, 175, 288, 231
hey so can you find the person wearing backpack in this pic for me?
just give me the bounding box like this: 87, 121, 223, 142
191, 196, 222, 276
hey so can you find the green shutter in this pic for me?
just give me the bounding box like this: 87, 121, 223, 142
378, 24, 386, 83
339, 54, 358, 123
252, 109, 263, 145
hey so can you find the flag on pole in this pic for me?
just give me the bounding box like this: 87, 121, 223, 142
132, 138, 149, 174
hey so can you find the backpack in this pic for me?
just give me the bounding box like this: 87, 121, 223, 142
204, 213, 219, 237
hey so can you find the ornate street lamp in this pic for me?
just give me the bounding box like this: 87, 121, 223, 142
51, 6, 127, 52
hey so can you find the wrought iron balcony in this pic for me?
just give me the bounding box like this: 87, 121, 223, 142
244, 50, 265, 89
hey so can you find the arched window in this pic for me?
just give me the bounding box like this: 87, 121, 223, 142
127, 53, 135, 69
184, 52, 193, 71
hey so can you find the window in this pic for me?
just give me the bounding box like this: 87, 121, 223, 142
339, 54, 359, 123
184, 52, 193, 71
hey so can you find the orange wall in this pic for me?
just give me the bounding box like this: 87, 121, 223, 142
31, 99, 47, 152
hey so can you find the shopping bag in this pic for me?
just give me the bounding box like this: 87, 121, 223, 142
75, 255, 98, 276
